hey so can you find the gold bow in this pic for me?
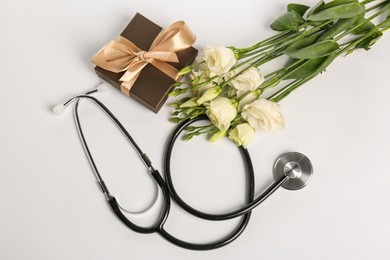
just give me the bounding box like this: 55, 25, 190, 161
92, 21, 196, 96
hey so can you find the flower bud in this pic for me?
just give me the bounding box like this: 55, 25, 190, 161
196, 86, 222, 105
183, 133, 194, 141
180, 98, 198, 108
209, 130, 227, 142
168, 88, 183, 96
169, 102, 180, 109
177, 65, 193, 76
169, 117, 181, 123
228, 123, 255, 148
171, 81, 184, 88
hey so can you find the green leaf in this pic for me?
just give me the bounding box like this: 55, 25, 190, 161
308, 1, 358, 19
356, 31, 383, 50
287, 3, 310, 16
284, 58, 325, 79
284, 53, 336, 80
270, 11, 306, 31
309, 20, 334, 30
351, 18, 376, 35
308, 2, 365, 21
283, 37, 339, 59
283, 34, 320, 53
315, 0, 357, 12
317, 15, 361, 41
307, 0, 325, 18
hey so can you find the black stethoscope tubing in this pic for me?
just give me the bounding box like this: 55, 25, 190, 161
73, 96, 255, 250
164, 114, 288, 221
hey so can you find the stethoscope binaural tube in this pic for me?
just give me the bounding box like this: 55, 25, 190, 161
73, 96, 168, 233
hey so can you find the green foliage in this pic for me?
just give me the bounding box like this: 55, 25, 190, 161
308, 1, 365, 21
351, 18, 376, 35
284, 34, 319, 51
307, 0, 325, 18
315, 0, 357, 11
270, 11, 306, 31
284, 53, 336, 79
356, 30, 383, 50
317, 16, 361, 40
283, 38, 339, 59
287, 3, 310, 16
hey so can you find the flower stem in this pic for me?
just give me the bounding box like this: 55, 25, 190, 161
238, 30, 300, 59
234, 30, 293, 54
268, 76, 315, 103
335, 1, 390, 41
366, 0, 390, 12
361, 0, 377, 5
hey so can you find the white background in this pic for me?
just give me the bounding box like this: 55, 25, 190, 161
1, 0, 390, 259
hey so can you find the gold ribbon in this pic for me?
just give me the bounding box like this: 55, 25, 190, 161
92, 21, 196, 96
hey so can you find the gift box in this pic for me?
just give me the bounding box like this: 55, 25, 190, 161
93, 13, 198, 113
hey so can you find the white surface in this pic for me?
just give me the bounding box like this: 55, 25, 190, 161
1, 0, 390, 259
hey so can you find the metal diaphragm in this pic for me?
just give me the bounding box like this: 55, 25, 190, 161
273, 152, 313, 190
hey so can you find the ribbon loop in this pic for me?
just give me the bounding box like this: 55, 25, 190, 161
92, 20, 196, 96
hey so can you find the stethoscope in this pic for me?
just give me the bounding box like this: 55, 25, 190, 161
53, 83, 313, 250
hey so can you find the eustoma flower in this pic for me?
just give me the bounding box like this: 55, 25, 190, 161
241, 99, 285, 131
202, 46, 237, 75
206, 97, 237, 131
230, 67, 264, 92
228, 123, 255, 148
170, 0, 390, 147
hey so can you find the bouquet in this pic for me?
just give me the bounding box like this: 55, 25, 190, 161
169, 0, 390, 147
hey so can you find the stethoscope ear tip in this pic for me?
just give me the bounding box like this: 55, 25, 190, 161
97, 83, 109, 93
52, 82, 108, 116
52, 104, 65, 115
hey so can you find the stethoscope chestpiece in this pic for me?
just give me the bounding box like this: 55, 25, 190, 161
273, 152, 313, 190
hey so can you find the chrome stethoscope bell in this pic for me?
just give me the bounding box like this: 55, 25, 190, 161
273, 152, 313, 190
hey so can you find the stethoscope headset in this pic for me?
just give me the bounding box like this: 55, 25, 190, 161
53, 83, 313, 250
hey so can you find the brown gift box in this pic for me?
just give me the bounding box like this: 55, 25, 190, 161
94, 13, 198, 113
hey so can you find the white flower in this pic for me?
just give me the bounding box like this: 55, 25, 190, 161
206, 97, 237, 131
196, 86, 221, 105
230, 67, 264, 91
241, 99, 285, 131
228, 123, 255, 148
202, 46, 237, 75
